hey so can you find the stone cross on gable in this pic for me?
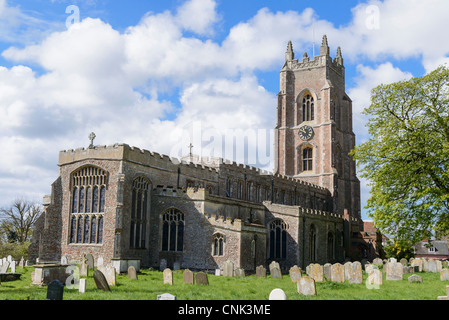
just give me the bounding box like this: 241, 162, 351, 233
89, 132, 96, 149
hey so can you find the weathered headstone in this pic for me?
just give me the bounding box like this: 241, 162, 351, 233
330, 263, 345, 283
196, 272, 209, 285
85, 254, 94, 270
400, 258, 408, 266
440, 269, 449, 281
411, 258, 423, 272
297, 276, 316, 296
372, 258, 383, 267
93, 269, 111, 292
215, 269, 221, 276
10, 261, 16, 273
223, 260, 234, 277
173, 262, 181, 271
256, 265, 266, 278
0, 262, 9, 274
386, 262, 403, 281
79, 278, 86, 293
366, 269, 382, 288
269, 261, 282, 279
19, 257, 24, 268
128, 266, 138, 280
428, 259, 438, 273
289, 265, 302, 283
347, 262, 363, 284
269, 288, 287, 300
235, 268, 245, 277
61, 255, 68, 265
408, 274, 423, 283
79, 259, 89, 277
308, 263, 323, 282
97, 264, 116, 286
158, 293, 177, 300
47, 280, 64, 300
163, 268, 173, 285
183, 269, 195, 285
323, 263, 332, 280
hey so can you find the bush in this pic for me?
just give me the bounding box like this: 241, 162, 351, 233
0, 241, 31, 260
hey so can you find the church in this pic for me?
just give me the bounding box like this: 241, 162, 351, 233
29, 36, 369, 273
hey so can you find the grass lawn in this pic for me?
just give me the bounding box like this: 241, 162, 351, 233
0, 266, 447, 300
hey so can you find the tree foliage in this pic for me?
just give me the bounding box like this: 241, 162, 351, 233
351, 65, 449, 243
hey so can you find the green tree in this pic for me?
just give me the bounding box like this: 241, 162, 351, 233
351, 65, 449, 244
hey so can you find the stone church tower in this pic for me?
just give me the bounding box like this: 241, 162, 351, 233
275, 35, 362, 231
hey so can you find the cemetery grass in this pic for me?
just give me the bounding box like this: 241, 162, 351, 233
0, 267, 447, 300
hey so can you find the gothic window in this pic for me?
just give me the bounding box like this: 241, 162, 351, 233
161, 208, 184, 252
327, 232, 335, 261
302, 94, 314, 122
69, 166, 107, 244
269, 220, 287, 260
246, 181, 252, 201
213, 233, 224, 256
237, 180, 243, 200
309, 224, 317, 262
303, 147, 313, 172
226, 178, 232, 197
130, 177, 150, 249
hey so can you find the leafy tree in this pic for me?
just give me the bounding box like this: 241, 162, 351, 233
383, 239, 415, 261
0, 198, 42, 244
351, 65, 449, 244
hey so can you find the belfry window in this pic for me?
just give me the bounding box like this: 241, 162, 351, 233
130, 177, 150, 249
161, 208, 184, 252
69, 166, 107, 244
303, 94, 314, 122
303, 147, 313, 172
269, 220, 287, 260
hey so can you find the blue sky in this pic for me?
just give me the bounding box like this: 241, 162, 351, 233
1, 0, 448, 222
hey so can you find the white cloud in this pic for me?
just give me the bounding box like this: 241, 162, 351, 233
176, 0, 220, 36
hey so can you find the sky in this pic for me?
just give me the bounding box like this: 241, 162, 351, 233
0, 0, 448, 221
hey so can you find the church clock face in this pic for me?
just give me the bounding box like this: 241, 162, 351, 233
298, 125, 314, 141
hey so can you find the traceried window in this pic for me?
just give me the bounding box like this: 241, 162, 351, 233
269, 219, 287, 260
161, 208, 184, 252
303, 94, 314, 122
303, 147, 313, 172
69, 166, 107, 244
130, 177, 150, 249
309, 224, 317, 262
212, 233, 224, 256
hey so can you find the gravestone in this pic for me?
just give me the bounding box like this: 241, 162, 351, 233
223, 260, 234, 277
79, 278, 86, 293
372, 258, 383, 267
323, 263, 332, 280
308, 264, 323, 282
160, 259, 167, 271
330, 263, 345, 283
196, 272, 209, 285
163, 268, 173, 285
289, 265, 302, 283
400, 258, 408, 266
93, 269, 111, 292
0, 262, 9, 274
408, 274, 423, 283
269, 261, 282, 279
47, 280, 64, 300
97, 264, 116, 286
427, 259, 438, 273
215, 269, 221, 276
85, 254, 94, 270
7, 255, 12, 263
367, 269, 383, 287
297, 276, 316, 296
173, 262, 181, 271
183, 269, 195, 285
128, 266, 138, 280
235, 268, 245, 277
269, 288, 287, 300
440, 269, 449, 281
10, 261, 16, 273
411, 258, 423, 272
61, 255, 68, 265
97, 256, 104, 267
158, 293, 177, 300
79, 259, 89, 277
256, 265, 266, 278
347, 262, 363, 284
386, 262, 403, 281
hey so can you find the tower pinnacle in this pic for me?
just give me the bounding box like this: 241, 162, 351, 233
320, 35, 330, 56
285, 40, 294, 61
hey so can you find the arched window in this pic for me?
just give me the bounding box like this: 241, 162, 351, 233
327, 232, 335, 261
303, 94, 314, 122
69, 166, 107, 244
226, 178, 232, 197
309, 224, 317, 262
269, 220, 287, 260
303, 147, 313, 171
213, 233, 224, 256
130, 177, 150, 249
161, 208, 184, 252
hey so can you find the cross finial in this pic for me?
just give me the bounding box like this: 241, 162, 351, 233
88, 132, 96, 148
188, 143, 194, 157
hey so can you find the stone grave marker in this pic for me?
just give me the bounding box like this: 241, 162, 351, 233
85, 254, 94, 270
400, 258, 408, 266
0, 261, 9, 274
47, 280, 64, 300
297, 276, 316, 296
79, 259, 89, 277
330, 263, 345, 283
79, 278, 86, 293
128, 266, 138, 280
97, 256, 104, 267
163, 268, 173, 285
308, 264, 323, 282
183, 269, 194, 285
269, 261, 282, 279
7, 255, 12, 263
93, 269, 111, 292
323, 263, 332, 280
158, 293, 177, 300
411, 258, 423, 272
269, 288, 287, 300
408, 274, 423, 283
347, 262, 363, 284
367, 269, 382, 288
256, 265, 266, 278
10, 261, 16, 273
223, 260, 234, 277
173, 262, 181, 270
215, 269, 221, 276
19, 257, 24, 268
196, 272, 209, 285
289, 265, 302, 283
97, 264, 116, 286
235, 268, 245, 277
372, 258, 383, 267
428, 259, 438, 273
160, 259, 167, 271
386, 262, 403, 281
61, 255, 68, 265
440, 269, 449, 281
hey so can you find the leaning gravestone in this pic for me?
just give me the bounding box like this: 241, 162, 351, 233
297, 276, 316, 296
331, 263, 345, 283
163, 268, 173, 285
289, 265, 302, 283
47, 280, 64, 300
196, 272, 209, 285
183, 269, 194, 285
128, 266, 138, 280
256, 265, 266, 278
93, 269, 111, 292
269, 288, 287, 300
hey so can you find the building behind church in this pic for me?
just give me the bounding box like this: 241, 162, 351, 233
29, 36, 370, 273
